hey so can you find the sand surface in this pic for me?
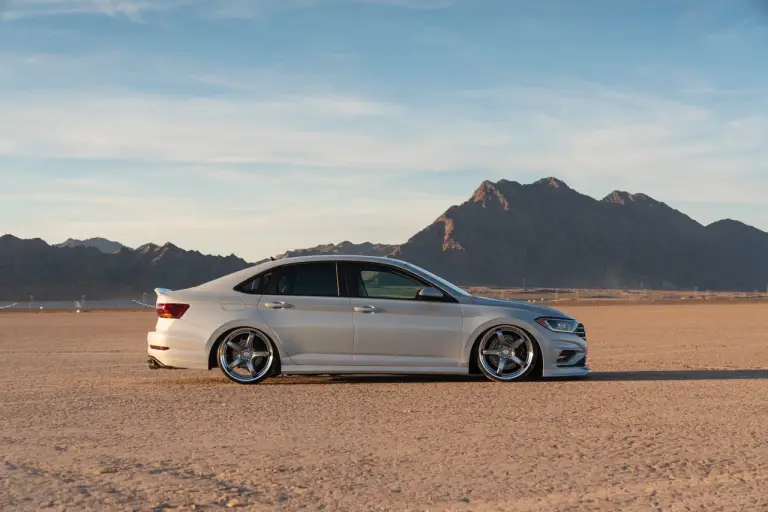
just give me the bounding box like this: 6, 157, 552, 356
1, 305, 767, 511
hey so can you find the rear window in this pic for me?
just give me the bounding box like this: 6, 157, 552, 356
236, 271, 276, 295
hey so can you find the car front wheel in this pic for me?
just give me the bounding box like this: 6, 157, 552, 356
217, 328, 277, 384
477, 325, 538, 382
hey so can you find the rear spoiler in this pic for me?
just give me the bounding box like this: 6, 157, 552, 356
155, 288, 172, 296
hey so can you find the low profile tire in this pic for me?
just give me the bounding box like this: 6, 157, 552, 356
477, 325, 538, 382
217, 328, 277, 385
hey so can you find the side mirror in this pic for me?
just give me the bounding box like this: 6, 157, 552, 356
417, 287, 444, 301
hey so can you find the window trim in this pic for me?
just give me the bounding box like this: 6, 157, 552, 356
234, 261, 342, 298
234, 271, 273, 295
339, 262, 458, 303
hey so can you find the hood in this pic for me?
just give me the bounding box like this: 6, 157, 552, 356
470, 296, 574, 319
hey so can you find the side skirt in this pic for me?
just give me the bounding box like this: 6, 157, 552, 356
280, 364, 469, 376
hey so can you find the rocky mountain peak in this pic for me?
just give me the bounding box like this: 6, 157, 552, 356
532, 177, 570, 190
137, 243, 160, 253
470, 180, 510, 210
603, 190, 658, 205
56, 237, 127, 254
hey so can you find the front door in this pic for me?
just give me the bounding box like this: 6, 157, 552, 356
242, 261, 354, 366
342, 262, 464, 367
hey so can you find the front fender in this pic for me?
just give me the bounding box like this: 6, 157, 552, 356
460, 315, 545, 366
205, 317, 296, 367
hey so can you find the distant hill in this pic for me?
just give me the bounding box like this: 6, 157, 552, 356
56, 237, 127, 254
3, 176, 768, 299
0, 236, 250, 300
392, 177, 768, 290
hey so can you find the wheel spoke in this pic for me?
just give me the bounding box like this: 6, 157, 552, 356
219, 330, 275, 383
496, 357, 507, 374
508, 339, 524, 351
246, 359, 258, 376
495, 330, 506, 344
482, 349, 502, 356
508, 354, 525, 368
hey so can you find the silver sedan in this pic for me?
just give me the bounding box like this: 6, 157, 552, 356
147, 255, 589, 384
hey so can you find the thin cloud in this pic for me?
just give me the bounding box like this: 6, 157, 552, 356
2, 0, 179, 20
2, 78, 767, 207
352, 0, 454, 9
2, 0, 389, 20
1, 0, 316, 20
705, 20, 768, 43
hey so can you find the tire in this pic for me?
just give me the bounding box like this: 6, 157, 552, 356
476, 325, 539, 382
216, 328, 278, 385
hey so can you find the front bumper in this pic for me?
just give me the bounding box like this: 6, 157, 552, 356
542, 365, 590, 378
539, 327, 590, 378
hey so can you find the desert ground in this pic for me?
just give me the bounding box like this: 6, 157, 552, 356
1, 305, 767, 511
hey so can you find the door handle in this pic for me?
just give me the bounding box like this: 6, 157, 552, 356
354, 305, 378, 314
264, 301, 292, 310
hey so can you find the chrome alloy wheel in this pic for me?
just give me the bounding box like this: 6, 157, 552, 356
217, 328, 275, 384
478, 325, 536, 381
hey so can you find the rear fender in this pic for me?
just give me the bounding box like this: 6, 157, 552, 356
205, 317, 296, 368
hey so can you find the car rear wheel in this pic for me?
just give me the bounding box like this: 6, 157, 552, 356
217, 328, 276, 384
477, 325, 537, 382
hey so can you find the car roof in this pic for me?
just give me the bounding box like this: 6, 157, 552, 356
273, 254, 402, 264
196, 254, 413, 292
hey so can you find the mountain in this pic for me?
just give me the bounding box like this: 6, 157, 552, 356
3, 176, 768, 299
392, 177, 768, 290
0, 236, 250, 300
56, 237, 127, 254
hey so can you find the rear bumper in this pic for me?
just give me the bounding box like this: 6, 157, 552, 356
147, 330, 209, 370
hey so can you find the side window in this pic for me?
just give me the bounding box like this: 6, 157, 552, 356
237, 271, 276, 295
274, 262, 339, 297
355, 266, 425, 300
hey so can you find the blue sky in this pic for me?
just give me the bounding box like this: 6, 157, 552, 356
1, 0, 767, 260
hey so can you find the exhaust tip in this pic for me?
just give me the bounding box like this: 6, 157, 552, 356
147, 356, 181, 370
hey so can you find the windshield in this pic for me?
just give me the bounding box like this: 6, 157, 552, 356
402, 262, 473, 297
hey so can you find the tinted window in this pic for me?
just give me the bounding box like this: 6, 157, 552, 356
275, 262, 339, 297
355, 266, 425, 300
237, 271, 276, 295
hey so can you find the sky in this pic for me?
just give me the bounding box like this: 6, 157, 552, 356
1, 0, 768, 261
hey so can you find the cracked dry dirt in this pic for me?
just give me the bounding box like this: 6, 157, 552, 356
1, 305, 767, 511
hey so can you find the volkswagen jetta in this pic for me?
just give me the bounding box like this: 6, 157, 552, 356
147, 255, 589, 384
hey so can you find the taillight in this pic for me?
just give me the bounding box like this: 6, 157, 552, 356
157, 303, 189, 319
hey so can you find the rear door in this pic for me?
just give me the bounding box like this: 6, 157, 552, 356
241, 261, 355, 366
341, 262, 464, 367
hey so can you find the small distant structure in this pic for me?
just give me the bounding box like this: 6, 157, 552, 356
132, 294, 155, 309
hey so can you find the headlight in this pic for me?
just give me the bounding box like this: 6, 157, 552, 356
536, 317, 580, 333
